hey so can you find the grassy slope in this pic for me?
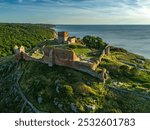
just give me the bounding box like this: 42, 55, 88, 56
0, 54, 150, 113
0, 56, 26, 112
19, 60, 150, 113
19, 61, 103, 112
101, 49, 150, 96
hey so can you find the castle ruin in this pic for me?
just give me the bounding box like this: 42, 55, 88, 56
14, 32, 110, 82
58, 32, 76, 44
42, 46, 110, 81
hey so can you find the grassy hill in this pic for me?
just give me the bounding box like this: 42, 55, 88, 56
0, 23, 55, 57
0, 27, 150, 113
0, 53, 150, 113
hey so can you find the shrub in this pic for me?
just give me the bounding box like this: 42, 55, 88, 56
59, 85, 74, 97
82, 35, 106, 49
120, 65, 129, 71
132, 84, 138, 88
68, 44, 77, 49
110, 46, 127, 53
142, 83, 150, 89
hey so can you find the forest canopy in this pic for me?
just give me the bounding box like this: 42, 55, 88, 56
0, 23, 55, 57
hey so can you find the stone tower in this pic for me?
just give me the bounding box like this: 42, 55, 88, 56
58, 32, 69, 43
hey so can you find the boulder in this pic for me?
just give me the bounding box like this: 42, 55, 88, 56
71, 103, 78, 113
85, 104, 96, 111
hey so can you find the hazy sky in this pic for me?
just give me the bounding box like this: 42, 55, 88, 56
0, 0, 150, 24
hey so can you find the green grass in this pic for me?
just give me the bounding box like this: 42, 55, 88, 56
17, 60, 150, 113
101, 49, 150, 96
1, 46, 150, 113
68, 44, 99, 60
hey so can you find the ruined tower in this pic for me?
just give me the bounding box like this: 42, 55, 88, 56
58, 32, 69, 43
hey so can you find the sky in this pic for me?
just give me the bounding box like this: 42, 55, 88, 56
0, 0, 150, 24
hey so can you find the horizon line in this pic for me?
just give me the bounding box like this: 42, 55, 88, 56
1, 22, 150, 26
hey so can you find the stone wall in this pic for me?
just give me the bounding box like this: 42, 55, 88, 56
43, 47, 54, 66
14, 45, 109, 82
42, 47, 108, 81
71, 61, 104, 81
43, 47, 80, 67
104, 45, 110, 55
23, 53, 42, 62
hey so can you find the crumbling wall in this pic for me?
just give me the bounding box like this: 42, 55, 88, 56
43, 47, 80, 67
23, 53, 41, 62
14, 45, 109, 82
104, 45, 110, 55
69, 61, 104, 81
91, 45, 111, 71
54, 48, 80, 61
43, 47, 54, 66
42, 47, 109, 81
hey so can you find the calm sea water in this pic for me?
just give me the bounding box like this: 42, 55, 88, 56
55, 25, 150, 59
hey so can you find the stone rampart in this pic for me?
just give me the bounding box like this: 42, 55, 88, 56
14, 45, 109, 82
42, 47, 108, 81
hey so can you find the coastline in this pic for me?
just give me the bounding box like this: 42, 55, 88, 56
55, 25, 150, 59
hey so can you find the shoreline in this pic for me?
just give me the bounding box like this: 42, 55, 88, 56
55, 25, 150, 59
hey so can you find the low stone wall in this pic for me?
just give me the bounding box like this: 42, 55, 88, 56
23, 53, 42, 62
43, 47, 80, 67
71, 61, 104, 81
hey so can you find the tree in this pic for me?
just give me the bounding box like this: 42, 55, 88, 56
59, 85, 74, 97
82, 35, 106, 49
0, 23, 54, 57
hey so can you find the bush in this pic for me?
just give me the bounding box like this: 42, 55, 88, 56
120, 65, 129, 71
59, 85, 74, 97
110, 47, 127, 53
68, 44, 84, 49
143, 83, 150, 89
130, 68, 140, 76
132, 84, 138, 88
120, 65, 130, 76
82, 35, 106, 49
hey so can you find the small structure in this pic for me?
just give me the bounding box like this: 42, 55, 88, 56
58, 32, 69, 43
68, 37, 76, 44
20, 45, 25, 53
14, 45, 25, 60
14, 45, 19, 54
14, 45, 20, 60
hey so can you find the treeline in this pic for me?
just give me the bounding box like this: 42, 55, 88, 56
0, 23, 55, 57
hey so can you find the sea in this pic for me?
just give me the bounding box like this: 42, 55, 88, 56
55, 25, 150, 59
